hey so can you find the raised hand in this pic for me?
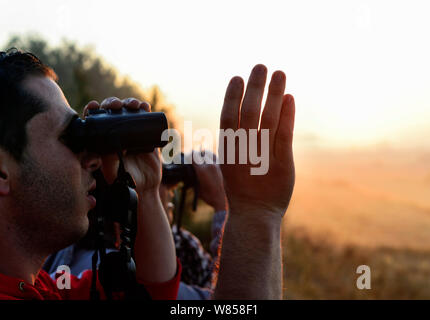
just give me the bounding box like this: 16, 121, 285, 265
219, 64, 295, 219
214, 64, 295, 299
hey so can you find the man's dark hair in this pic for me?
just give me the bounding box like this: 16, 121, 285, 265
0, 48, 58, 162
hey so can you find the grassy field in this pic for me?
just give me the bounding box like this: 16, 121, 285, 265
183, 147, 430, 299
282, 226, 430, 299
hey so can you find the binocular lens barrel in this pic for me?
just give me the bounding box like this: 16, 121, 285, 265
64, 108, 168, 154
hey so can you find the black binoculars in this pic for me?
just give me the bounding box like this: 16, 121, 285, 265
162, 153, 197, 187
62, 108, 168, 154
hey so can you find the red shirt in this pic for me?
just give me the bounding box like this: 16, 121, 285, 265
0, 261, 181, 300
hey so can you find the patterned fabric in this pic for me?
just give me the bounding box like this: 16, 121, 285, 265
172, 225, 213, 289
172, 210, 227, 291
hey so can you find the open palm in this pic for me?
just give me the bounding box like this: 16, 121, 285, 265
219, 65, 295, 217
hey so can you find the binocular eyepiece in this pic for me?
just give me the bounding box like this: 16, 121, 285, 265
62, 108, 168, 154
162, 153, 197, 187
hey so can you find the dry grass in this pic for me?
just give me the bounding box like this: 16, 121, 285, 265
282, 226, 430, 299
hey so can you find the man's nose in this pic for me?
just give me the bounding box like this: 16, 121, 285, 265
82, 152, 103, 172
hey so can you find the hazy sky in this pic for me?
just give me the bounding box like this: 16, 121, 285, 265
1, 0, 429, 149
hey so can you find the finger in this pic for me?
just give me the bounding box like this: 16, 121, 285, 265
100, 154, 120, 184
220, 76, 244, 131
139, 101, 151, 112
219, 77, 243, 166
83, 100, 100, 116
260, 71, 286, 151
239, 64, 267, 130
122, 98, 140, 110
274, 94, 295, 160
100, 97, 123, 110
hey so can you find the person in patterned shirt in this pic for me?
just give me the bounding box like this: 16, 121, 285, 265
161, 156, 227, 298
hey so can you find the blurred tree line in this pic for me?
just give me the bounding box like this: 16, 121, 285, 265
3, 34, 177, 128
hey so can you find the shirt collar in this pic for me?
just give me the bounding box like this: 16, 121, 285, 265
0, 270, 60, 300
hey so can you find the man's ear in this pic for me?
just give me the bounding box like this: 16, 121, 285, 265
0, 150, 11, 196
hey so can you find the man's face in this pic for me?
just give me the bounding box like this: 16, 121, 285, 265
7, 76, 101, 254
